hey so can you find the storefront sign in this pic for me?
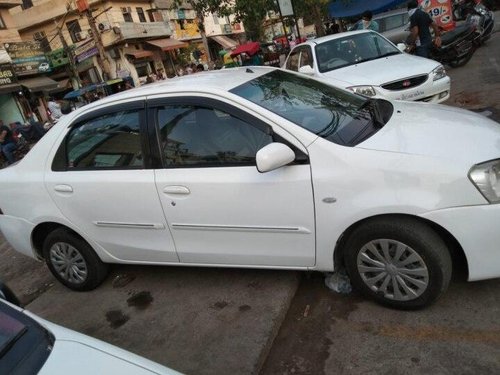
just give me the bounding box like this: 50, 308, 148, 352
76, 47, 98, 63
0, 64, 17, 86
47, 48, 70, 68
277, 0, 294, 17
419, 0, 455, 31
4, 41, 51, 76
74, 40, 98, 63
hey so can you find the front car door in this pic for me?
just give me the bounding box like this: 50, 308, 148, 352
148, 96, 316, 267
45, 100, 178, 263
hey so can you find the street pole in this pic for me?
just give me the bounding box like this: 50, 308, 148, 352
291, 0, 301, 40
84, 8, 112, 81
54, 20, 81, 89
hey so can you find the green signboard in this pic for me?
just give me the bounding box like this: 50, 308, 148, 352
47, 48, 70, 68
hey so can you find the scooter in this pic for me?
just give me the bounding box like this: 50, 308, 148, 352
467, 2, 495, 45
401, 23, 477, 68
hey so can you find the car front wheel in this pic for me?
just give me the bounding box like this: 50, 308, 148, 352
42, 228, 109, 291
344, 217, 452, 309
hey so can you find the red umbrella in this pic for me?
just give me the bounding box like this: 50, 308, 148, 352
230, 42, 261, 57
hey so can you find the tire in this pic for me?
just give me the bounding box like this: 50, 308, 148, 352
42, 228, 109, 291
343, 217, 452, 310
448, 47, 475, 68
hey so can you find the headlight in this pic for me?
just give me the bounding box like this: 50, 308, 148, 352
432, 65, 446, 81
347, 86, 376, 97
469, 159, 500, 203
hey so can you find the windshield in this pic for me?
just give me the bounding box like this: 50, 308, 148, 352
0, 302, 53, 374
0, 311, 26, 355
230, 70, 392, 146
315, 32, 401, 73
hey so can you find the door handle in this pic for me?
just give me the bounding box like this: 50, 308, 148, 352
163, 186, 190, 195
54, 184, 73, 193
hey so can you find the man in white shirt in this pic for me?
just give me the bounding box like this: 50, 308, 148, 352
47, 97, 63, 121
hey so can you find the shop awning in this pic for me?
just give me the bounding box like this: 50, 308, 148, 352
0, 83, 21, 95
328, 0, 407, 18
230, 42, 260, 57
19, 76, 59, 92
147, 38, 188, 51
210, 35, 239, 50
47, 78, 71, 94
125, 50, 154, 59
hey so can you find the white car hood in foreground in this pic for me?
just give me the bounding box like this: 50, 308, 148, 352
23, 312, 181, 375
358, 101, 500, 163
321, 53, 440, 86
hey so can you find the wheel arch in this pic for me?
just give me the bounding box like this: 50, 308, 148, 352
333, 213, 469, 280
31, 222, 87, 260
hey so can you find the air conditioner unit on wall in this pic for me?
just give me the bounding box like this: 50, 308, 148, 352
33, 31, 45, 41
75, 31, 89, 41
98, 22, 111, 32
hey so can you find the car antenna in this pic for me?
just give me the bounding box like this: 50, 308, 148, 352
246, 68, 254, 73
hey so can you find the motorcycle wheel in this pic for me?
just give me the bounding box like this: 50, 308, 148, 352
448, 48, 475, 68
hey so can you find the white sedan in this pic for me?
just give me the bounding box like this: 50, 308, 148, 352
0, 285, 180, 374
1, 67, 499, 309
284, 30, 451, 103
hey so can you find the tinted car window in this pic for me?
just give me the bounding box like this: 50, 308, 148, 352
231, 70, 393, 147
157, 105, 272, 167
385, 14, 405, 30
64, 110, 144, 169
300, 47, 313, 68
286, 50, 300, 71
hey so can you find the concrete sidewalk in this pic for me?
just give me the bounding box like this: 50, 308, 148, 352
26, 266, 299, 375
1, 235, 299, 375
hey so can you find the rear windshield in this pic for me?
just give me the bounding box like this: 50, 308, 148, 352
230, 70, 392, 146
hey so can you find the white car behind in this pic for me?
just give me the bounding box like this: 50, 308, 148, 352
284, 30, 450, 103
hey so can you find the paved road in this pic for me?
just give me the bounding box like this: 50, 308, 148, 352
261, 21, 500, 375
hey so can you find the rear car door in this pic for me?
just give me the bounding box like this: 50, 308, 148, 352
45, 100, 178, 263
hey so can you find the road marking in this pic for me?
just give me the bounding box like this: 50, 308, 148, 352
490, 58, 500, 73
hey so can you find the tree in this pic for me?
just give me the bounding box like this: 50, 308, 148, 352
231, 0, 277, 42
292, 0, 331, 37
171, 0, 231, 62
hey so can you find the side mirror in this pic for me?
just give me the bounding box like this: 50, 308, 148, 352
397, 43, 407, 52
0, 281, 21, 307
256, 143, 296, 173
298, 65, 315, 75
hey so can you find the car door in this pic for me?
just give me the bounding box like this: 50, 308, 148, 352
148, 96, 316, 267
45, 100, 178, 263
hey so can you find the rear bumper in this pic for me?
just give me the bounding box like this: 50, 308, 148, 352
0, 215, 37, 259
420, 204, 500, 281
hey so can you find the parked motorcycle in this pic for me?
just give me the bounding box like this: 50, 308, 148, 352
453, 0, 477, 21
467, 2, 495, 45
401, 23, 477, 67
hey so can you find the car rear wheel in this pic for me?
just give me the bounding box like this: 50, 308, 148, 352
344, 217, 452, 309
42, 228, 109, 291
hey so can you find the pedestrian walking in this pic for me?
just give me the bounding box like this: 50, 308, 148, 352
407, 0, 442, 58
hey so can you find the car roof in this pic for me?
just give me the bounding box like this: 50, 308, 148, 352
299, 30, 373, 47
85, 66, 276, 108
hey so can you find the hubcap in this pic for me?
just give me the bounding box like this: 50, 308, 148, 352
357, 239, 429, 301
49, 242, 88, 284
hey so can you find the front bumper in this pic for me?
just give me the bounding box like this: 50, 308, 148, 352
0, 215, 37, 259
374, 76, 451, 104
421, 203, 500, 281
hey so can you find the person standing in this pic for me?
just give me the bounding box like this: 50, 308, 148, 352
0, 120, 17, 165
47, 97, 63, 122
356, 11, 379, 31
407, 0, 442, 58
